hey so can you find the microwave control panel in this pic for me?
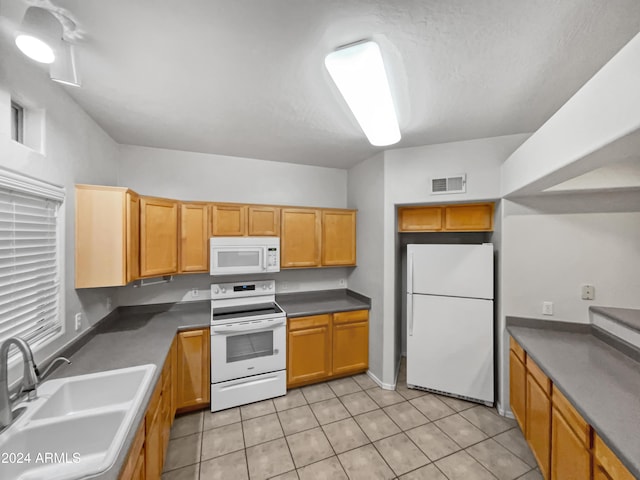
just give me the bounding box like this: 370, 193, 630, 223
267, 247, 279, 268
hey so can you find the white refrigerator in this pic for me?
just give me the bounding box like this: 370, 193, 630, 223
406, 243, 494, 405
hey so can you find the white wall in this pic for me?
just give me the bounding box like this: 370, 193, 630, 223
380, 134, 528, 386
0, 36, 120, 366
347, 153, 385, 384
117, 145, 350, 305
502, 32, 640, 197
498, 193, 640, 414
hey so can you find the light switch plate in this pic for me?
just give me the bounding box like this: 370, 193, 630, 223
542, 301, 553, 316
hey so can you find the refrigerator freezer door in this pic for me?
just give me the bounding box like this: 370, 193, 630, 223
406, 294, 494, 403
407, 244, 493, 299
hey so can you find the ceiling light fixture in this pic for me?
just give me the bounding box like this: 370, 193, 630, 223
15, 7, 62, 64
325, 40, 401, 147
50, 42, 81, 87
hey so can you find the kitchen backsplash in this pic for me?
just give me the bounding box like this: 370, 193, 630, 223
116, 268, 350, 306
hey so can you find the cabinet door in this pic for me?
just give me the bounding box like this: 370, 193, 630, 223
119, 421, 145, 480
180, 202, 209, 272
287, 315, 331, 387
551, 408, 591, 480
176, 329, 211, 411
526, 374, 551, 479
248, 206, 280, 236
322, 210, 356, 266
281, 208, 321, 267
332, 310, 368, 376
76, 185, 132, 288
443, 203, 494, 231
140, 197, 179, 277
145, 407, 163, 480
509, 349, 526, 433
211, 204, 247, 236
126, 192, 140, 283
594, 435, 635, 480
398, 206, 443, 232
132, 447, 145, 480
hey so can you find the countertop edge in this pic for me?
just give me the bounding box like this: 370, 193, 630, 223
506, 320, 640, 479
590, 305, 640, 333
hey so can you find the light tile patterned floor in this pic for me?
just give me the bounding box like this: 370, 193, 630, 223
162, 362, 542, 480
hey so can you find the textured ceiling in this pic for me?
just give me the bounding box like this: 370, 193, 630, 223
4, 0, 640, 168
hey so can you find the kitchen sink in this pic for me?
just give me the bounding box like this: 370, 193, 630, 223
31, 364, 155, 420
0, 364, 156, 480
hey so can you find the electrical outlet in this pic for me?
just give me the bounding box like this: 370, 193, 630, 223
190, 288, 199, 298
581, 285, 595, 300
281, 282, 288, 291
106, 297, 112, 311
339, 279, 346, 287
75, 312, 82, 331
542, 301, 553, 316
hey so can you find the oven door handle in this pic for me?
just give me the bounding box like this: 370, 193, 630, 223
211, 318, 286, 334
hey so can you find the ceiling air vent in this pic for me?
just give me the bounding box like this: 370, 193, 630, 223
430, 174, 467, 195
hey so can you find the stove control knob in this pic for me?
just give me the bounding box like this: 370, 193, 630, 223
262, 284, 267, 290
221, 287, 226, 293
214, 288, 219, 294
268, 284, 273, 289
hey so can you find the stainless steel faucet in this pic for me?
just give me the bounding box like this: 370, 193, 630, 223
0, 338, 39, 429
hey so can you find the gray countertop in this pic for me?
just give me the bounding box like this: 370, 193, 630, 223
40, 288, 369, 479
591, 305, 640, 333
276, 288, 370, 318
507, 319, 640, 478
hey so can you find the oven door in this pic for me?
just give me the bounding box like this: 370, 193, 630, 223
210, 317, 286, 383
210, 246, 267, 275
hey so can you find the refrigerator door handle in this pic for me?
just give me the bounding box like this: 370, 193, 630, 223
408, 252, 414, 294
408, 294, 414, 336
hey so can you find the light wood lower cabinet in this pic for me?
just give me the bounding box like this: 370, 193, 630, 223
509, 336, 634, 480
594, 434, 635, 480
287, 310, 369, 388
120, 331, 209, 480
176, 329, 211, 412
525, 358, 551, 480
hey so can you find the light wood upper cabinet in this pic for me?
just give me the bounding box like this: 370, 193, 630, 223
140, 197, 179, 277
281, 208, 321, 268
322, 210, 356, 266
76, 185, 141, 288
287, 315, 332, 387
211, 204, 247, 236
332, 310, 368, 376
176, 328, 211, 412
398, 206, 443, 232
248, 205, 280, 236
180, 202, 209, 273
398, 202, 494, 232
444, 203, 494, 231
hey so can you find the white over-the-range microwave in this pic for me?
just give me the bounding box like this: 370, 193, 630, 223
210, 237, 280, 275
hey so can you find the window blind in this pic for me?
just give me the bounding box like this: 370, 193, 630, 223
0, 170, 64, 353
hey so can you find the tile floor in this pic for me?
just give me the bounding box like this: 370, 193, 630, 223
162, 363, 542, 480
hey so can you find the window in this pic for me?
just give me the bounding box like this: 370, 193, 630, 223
11, 101, 24, 144
0, 168, 65, 356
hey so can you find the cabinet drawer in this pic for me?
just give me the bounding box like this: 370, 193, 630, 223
333, 310, 368, 325
552, 385, 590, 447
526, 356, 551, 395
594, 435, 635, 480
289, 314, 330, 331
510, 336, 525, 362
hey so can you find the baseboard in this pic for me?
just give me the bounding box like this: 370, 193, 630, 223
497, 402, 515, 419
366, 370, 396, 391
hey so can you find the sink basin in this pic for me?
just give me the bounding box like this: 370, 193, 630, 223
1, 410, 127, 480
0, 364, 156, 480
32, 365, 155, 420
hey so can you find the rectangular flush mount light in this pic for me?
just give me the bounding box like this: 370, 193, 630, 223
325, 41, 401, 146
